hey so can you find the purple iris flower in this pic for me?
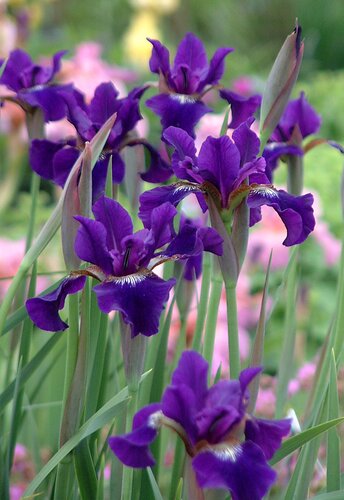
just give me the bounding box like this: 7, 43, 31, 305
29, 82, 172, 198
26, 196, 222, 336
146, 33, 233, 137
0, 49, 73, 122
109, 350, 291, 499
263, 92, 321, 180
219, 89, 262, 129
139, 120, 315, 246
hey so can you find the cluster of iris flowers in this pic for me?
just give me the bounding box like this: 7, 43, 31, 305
1, 29, 332, 499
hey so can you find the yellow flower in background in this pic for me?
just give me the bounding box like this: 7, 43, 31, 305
129, 0, 179, 15
123, 11, 161, 70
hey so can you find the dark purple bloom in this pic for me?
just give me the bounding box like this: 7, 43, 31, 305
26, 275, 86, 332
0, 49, 72, 121
219, 89, 261, 129
146, 33, 233, 137
109, 351, 291, 499
139, 121, 315, 246
29, 82, 171, 196
26, 197, 222, 336
271, 91, 321, 143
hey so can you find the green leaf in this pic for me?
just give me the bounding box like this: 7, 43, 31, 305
0, 333, 65, 413
0, 58, 8, 78
327, 350, 341, 492
248, 251, 272, 413
310, 492, 344, 499
146, 468, 164, 500
24, 370, 150, 496
270, 417, 344, 466
220, 106, 230, 136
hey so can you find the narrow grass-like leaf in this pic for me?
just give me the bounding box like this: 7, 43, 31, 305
220, 106, 230, 136
0, 333, 64, 412
326, 350, 341, 492
275, 248, 298, 418
24, 383, 134, 495
270, 417, 344, 466
74, 439, 97, 500
310, 492, 344, 499
248, 252, 272, 413
192, 252, 211, 352
146, 468, 164, 500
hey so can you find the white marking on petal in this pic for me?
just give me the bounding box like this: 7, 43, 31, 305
171, 94, 197, 105
109, 273, 147, 286
213, 444, 243, 463
148, 411, 163, 429
250, 185, 278, 198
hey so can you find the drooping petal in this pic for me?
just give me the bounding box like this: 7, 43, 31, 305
92, 196, 133, 252
198, 47, 234, 89
135, 142, 173, 183
19, 85, 73, 122
198, 135, 241, 207
146, 94, 211, 138
263, 142, 303, 182
74, 216, 114, 275
26, 275, 86, 332
108, 95, 142, 148
220, 89, 261, 129
93, 273, 176, 337
29, 139, 65, 182
109, 403, 162, 468
52, 146, 80, 187
139, 183, 205, 227
247, 187, 315, 246
245, 417, 291, 460
192, 441, 276, 500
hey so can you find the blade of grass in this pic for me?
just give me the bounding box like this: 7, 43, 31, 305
326, 350, 341, 492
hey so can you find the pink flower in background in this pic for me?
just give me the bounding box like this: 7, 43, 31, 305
10, 444, 35, 499
59, 42, 138, 100
0, 238, 25, 298
232, 76, 256, 97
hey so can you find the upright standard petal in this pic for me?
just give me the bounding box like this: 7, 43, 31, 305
277, 91, 321, 140
74, 216, 114, 275
193, 441, 276, 500
109, 403, 162, 468
88, 82, 121, 126
198, 135, 241, 207
199, 47, 234, 89
26, 276, 86, 332
92, 196, 133, 253
172, 33, 208, 94
147, 38, 171, 78
93, 273, 176, 337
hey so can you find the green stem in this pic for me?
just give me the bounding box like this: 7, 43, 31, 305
225, 281, 240, 379
202, 269, 223, 375
275, 249, 298, 418
121, 389, 139, 499
287, 154, 303, 196
192, 252, 211, 352
62, 293, 80, 406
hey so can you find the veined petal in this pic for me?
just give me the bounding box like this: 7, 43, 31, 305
146, 94, 211, 138
245, 417, 291, 460
93, 273, 176, 337
74, 216, 114, 275
247, 187, 315, 246
88, 82, 120, 125
172, 33, 208, 94
92, 196, 133, 252
26, 276, 86, 332
232, 118, 261, 166
198, 135, 240, 207
172, 351, 209, 406
147, 38, 171, 78
192, 441, 276, 500
109, 403, 162, 468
